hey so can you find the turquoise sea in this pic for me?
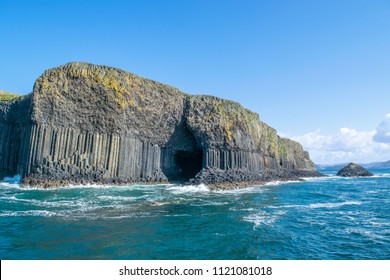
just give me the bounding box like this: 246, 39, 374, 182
0, 169, 389, 260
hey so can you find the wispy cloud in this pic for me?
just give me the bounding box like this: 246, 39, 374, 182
373, 114, 390, 144
283, 114, 390, 164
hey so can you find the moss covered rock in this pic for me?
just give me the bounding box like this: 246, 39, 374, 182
0, 90, 22, 101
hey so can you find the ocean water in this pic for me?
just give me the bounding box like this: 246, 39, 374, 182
0, 169, 389, 260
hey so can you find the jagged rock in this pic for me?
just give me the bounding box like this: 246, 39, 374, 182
0, 62, 322, 188
336, 163, 373, 177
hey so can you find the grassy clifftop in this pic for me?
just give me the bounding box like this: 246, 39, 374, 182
0, 90, 21, 101
32, 62, 187, 143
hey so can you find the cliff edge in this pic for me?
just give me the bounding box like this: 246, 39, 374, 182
0, 62, 322, 189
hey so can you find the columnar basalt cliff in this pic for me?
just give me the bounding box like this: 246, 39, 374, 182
0, 62, 321, 189
0, 94, 32, 180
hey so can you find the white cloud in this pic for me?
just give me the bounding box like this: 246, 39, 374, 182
285, 124, 390, 164
373, 114, 390, 143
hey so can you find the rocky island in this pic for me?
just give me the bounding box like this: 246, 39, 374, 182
0, 62, 322, 189
336, 163, 373, 177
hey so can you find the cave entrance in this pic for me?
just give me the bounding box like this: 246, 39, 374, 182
174, 150, 203, 182
161, 121, 204, 183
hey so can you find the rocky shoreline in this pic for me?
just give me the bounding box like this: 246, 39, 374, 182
19, 176, 319, 191
190, 167, 324, 190
20, 168, 324, 190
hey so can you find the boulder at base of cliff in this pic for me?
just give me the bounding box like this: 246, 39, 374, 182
336, 163, 373, 177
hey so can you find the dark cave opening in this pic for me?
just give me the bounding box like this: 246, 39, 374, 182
161, 121, 204, 183
174, 150, 203, 182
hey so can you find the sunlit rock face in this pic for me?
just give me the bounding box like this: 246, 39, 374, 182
0, 62, 321, 189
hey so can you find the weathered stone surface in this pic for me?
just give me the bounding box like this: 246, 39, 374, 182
0, 62, 322, 188
0, 95, 32, 179
336, 163, 373, 177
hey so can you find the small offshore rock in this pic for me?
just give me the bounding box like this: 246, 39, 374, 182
336, 163, 373, 177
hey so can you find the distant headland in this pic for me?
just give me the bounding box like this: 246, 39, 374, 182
0, 62, 322, 189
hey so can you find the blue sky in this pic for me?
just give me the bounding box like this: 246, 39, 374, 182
1, 0, 390, 164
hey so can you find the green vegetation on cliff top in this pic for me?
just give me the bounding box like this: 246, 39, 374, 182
0, 90, 21, 101
39, 62, 186, 111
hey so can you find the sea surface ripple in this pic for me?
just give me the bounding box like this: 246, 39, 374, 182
0, 169, 389, 259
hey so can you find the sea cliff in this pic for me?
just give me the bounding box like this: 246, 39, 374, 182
0, 62, 322, 189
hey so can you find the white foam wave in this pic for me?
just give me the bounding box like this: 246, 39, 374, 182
265, 180, 301, 186
0, 195, 97, 209
267, 200, 363, 210
98, 195, 136, 202
0, 195, 49, 206
243, 213, 274, 227
1, 174, 21, 184
345, 228, 387, 240
366, 190, 379, 194
166, 184, 209, 193
230, 207, 255, 212
214, 185, 265, 194
372, 173, 390, 178
0, 175, 22, 189
304, 176, 335, 182
49, 199, 98, 209
0, 182, 20, 189
308, 201, 362, 209
368, 221, 390, 227
243, 210, 286, 227
193, 201, 230, 206
148, 201, 172, 206
0, 210, 58, 217
267, 204, 301, 209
